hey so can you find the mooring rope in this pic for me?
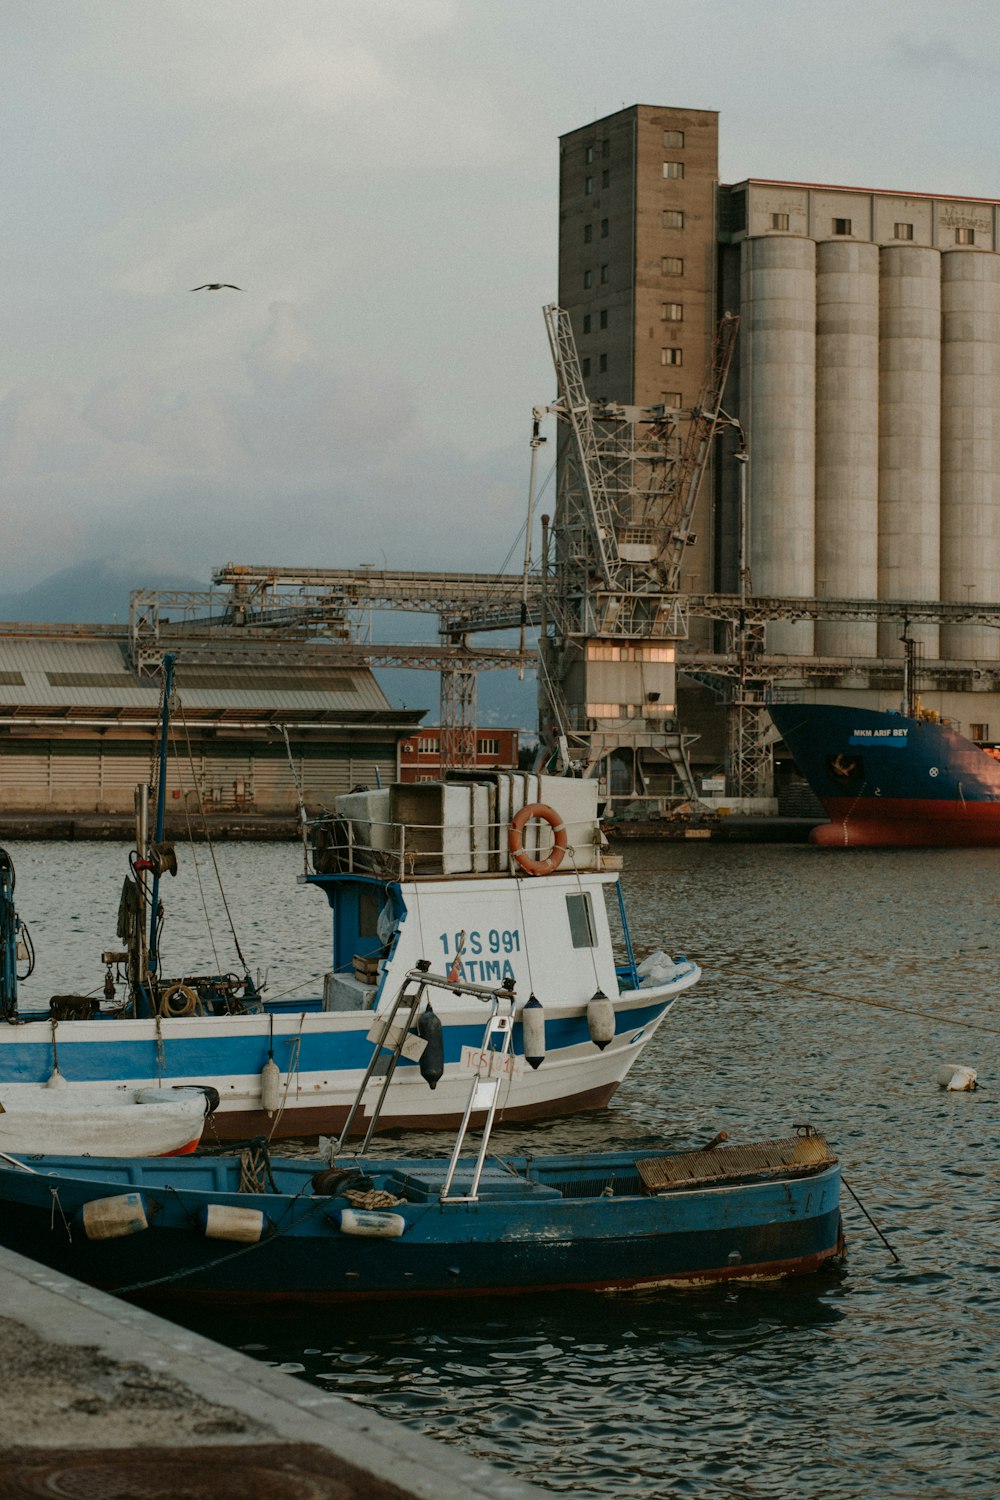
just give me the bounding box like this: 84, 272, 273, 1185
711, 961, 1000, 1036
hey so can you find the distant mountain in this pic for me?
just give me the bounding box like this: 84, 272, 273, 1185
0, 562, 209, 625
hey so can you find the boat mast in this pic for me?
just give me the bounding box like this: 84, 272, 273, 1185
146, 651, 176, 992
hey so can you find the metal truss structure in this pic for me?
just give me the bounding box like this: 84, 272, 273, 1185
127, 557, 1000, 801
534, 305, 740, 804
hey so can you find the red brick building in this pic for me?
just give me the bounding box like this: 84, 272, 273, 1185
398, 728, 519, 783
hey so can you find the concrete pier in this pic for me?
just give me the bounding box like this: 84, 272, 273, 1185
0, 1245, 546, 1499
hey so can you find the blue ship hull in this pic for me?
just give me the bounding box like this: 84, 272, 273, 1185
0, 1143, 843, 1301
769, 703, 1000, 847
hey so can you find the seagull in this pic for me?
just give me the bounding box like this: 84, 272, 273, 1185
190, 283, 242, 292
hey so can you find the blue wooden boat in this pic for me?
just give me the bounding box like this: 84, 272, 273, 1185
0, 1130, 843, 1302
0, 655, 699, 1141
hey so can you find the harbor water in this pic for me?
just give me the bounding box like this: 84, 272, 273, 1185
6, 837, 1000, 1499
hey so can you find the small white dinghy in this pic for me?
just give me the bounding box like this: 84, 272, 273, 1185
0, 1083, 215, 1157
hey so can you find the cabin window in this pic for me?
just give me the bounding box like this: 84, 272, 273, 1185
358, 885, 382, 938
566, 892, 597, 948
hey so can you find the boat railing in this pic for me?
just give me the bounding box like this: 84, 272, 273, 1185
311, 812, 606, 880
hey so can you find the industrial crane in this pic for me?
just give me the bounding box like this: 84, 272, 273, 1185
535, 304, 740, 808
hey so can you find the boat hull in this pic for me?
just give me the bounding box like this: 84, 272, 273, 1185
0, 977, 694, 1141
769, 703, 1000, 848
0, 1150, 843, 1302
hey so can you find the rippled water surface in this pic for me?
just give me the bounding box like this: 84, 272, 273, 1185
9, 838, 1000, 1498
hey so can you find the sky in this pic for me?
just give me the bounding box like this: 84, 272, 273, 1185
3, 0, 1000, 596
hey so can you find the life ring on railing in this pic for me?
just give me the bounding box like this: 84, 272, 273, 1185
159, 982, 201, 1018
508, 803, 568, 876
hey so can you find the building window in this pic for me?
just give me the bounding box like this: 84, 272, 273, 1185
661, 348, 683, 366
663, 161, 684, 180
956, 227, 975, 245
663, 129, 685, 148
601, 169, 609, 187
582, 357, 591, 377
662, 256, 684, 275
894, 222, 914, 240
417, 736, 437, 754
585, 176, 593, 195
582, 313, 591, 334
661, 302, 683, 321
600, 264, 609, 284
832, 218, 852, 235
583, 223, 592, 243
770, 213, 789, 231
602, 138, 610, 157
663, 391, 683, 407
662, 209, 684, 229
585, 146, 594, 164
600, 217, 609, 237
566, 892, 596, 949
478, 736, 500, 756
599, 353, 608, 372
599, 308, 608, 329
971, 723, 989, 741
583, 269, 593, 289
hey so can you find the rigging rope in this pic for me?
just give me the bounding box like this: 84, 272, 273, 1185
712, 960, 1000, 1036
172, 733, 222, 975
177, 698, 250, 975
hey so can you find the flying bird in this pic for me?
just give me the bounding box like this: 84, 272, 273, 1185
190, 283, 242, 292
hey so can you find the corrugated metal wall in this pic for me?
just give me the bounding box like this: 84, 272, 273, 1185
0, 741, 399, 813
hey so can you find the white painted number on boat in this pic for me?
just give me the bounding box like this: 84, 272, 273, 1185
439, 929, 521, 956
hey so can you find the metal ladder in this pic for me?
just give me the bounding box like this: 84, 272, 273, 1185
334, 964, 519, 1158
439, 994, 517, 1204
334, 960, 433, 1154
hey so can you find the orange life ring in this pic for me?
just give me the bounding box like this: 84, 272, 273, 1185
508, 803, 568, 876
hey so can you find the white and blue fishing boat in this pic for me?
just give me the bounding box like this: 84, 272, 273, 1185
0, 657, 699, 1141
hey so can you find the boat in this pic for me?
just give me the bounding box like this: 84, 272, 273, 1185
0, 980, 843, 1303
0, 656, 699, 1140
0, 1083, 215, 1157
769, 701, 1000, 848
0, 1128, 843, 1303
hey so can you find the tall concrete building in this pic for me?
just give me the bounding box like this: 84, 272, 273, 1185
558, 105, 1000, 765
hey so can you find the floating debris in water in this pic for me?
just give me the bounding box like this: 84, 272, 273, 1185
937, 1065, 978, 1091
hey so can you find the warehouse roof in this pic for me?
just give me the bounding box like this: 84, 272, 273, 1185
0, 634, 421, 724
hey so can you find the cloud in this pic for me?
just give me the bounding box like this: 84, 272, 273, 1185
0, 298, 525, 587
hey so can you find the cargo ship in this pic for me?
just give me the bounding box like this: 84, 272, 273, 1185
768, 701, 1000, 848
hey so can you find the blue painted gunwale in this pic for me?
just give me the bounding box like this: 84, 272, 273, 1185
0, 997, 672, 1086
